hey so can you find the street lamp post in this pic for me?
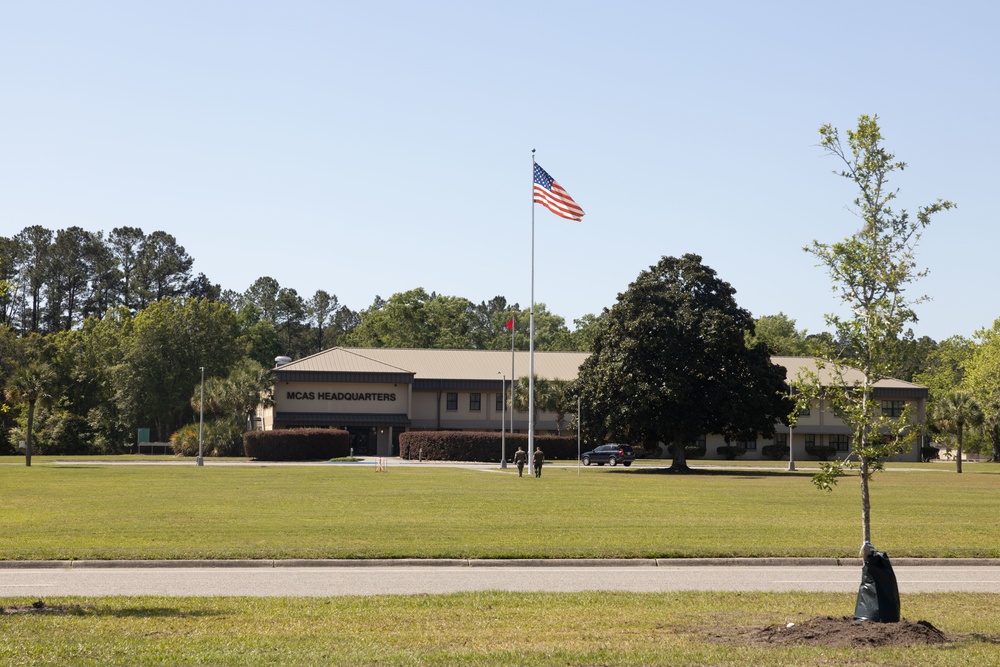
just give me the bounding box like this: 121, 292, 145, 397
788, 424, 796, 472
499, 372, 507, 468
197, 366, 205, 467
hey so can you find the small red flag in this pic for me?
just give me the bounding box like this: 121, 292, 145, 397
505, 318, 514, 330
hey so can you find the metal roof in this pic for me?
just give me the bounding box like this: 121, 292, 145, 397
773, 356, 927, 391
275, 349, 926, 392
276, 347, 589, 382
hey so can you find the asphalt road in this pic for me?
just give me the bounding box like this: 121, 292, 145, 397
3, 563, 1000, 597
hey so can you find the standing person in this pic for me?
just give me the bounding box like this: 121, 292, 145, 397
533, 447, 544, 478
513, 446, 527, 477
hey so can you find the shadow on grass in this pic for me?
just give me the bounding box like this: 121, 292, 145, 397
620, 466, 818, 478
2, 601, 224, 618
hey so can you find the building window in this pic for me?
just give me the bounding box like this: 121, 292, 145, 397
775, 434, 788, 447
830, 434, 850, 452
446, 393, 458, 411
798, 405, 811, 417
804, 434, 816, 448
881, 400, 905, 418
496, 393, 503, 411
470, 393, 481, 411
738, 439, 757, 451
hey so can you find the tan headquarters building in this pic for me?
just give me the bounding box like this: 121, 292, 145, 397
259, 347, 928, 461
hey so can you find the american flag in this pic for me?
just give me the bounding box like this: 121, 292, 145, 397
533, 163, 585, 222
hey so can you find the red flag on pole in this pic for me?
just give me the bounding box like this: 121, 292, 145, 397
505, 318, 514, 330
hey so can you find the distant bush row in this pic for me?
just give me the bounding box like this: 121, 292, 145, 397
399, 431, 580, 462
243, 428, 351, 461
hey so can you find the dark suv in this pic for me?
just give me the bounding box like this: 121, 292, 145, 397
581, 444, 635, 467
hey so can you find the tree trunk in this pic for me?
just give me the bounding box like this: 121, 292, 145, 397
25, 399, 35, 467
859, 456, 871, 546
956, 424, 963, 474
670, 430, 689, 472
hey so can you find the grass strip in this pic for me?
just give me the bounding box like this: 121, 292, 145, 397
2, 591, 999, 666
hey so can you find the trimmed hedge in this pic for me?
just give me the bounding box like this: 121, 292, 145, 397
398, 430, 580, 462
805, 443, 838, 461
761, 444, 789, 460
244, 428, 351, 461
716, 445, 745, 460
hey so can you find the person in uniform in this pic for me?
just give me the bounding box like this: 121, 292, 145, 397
513, 446, 527, 477
533, 447, 544, 478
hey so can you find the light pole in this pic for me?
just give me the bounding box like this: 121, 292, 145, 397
197, 366, 205, 467
577, 395, 581, 475
499, 372, 507, 468
788, 424, 795, 471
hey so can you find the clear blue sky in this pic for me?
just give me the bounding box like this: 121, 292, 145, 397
3, 1, 996, 343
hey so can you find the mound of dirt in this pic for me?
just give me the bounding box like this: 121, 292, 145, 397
1, 600, 84, 616
718, 616, 948, 648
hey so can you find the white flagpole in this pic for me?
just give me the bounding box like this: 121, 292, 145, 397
499, 372, 506, 469
528, 149, 536, 471
510, 317, 515, 441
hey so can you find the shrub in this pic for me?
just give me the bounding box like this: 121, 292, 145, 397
170, 420, 245, 457
666, 442, 706, 460
398, 431, 578, 462
761, 444, 789, 460
243, 428, 350, 461
921, 445, 940, 461
716, 445, 745, 460
171, 424, 200, 456
805, 443, 838, 461
34, 410, 92, 455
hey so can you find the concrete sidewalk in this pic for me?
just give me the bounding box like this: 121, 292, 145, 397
3, 557, 999, 569
4, 561, 1000, 596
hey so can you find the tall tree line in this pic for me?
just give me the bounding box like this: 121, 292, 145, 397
8, 224, 996, 460
0, 224, 603, 455
0, 225, 208, 334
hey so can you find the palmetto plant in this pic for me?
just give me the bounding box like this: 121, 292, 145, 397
6, 362, 56, 467
934, 390, 984, 474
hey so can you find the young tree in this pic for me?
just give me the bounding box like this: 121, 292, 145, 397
805, 114, 955, 553
575, 254, 790, 471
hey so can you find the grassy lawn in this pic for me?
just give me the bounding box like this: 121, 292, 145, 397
1, 592, 999, 665
2, 457, 999, 560
3, 458, 999, 665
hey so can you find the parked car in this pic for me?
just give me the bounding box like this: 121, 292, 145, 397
581, 444, 635, 467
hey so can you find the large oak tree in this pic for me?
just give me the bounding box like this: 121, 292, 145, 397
575, 253, 790, 472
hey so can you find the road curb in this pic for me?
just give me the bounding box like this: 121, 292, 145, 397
2, 557, 999, 569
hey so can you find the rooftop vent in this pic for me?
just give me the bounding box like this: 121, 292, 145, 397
274, 356, 293, 367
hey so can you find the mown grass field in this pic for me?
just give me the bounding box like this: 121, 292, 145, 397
3, 457, 1000, 665
3, 592, 1000, 666
2, 457, 999, 560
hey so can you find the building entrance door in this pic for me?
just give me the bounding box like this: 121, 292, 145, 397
348, 428, 372, 456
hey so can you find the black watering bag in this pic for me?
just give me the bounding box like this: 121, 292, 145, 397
853, 547, 901, 623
